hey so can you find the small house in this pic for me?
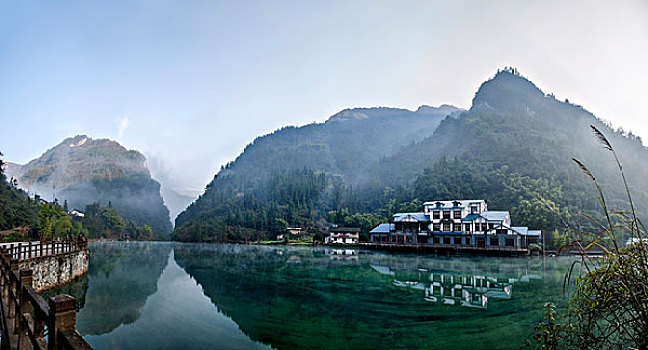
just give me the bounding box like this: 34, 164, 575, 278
286, 227, 302, 236
68, 209, 85, 217
328, 227, 360, 244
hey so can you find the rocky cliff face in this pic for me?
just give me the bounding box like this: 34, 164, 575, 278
6, 135, 172, 235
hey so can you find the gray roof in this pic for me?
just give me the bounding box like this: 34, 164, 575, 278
461, 214, 481, 222
392, 212, 430, 222
370, 223, 392, 234
480, 211, 510, 221
510, 226, 528, 235
423, 199, 486, 208
459, 211, 509, 222
330, 227, 360, 233
508, 227, 541, 236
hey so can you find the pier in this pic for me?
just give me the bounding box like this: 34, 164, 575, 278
0, 241, 92, 350
358, 242, 530, 256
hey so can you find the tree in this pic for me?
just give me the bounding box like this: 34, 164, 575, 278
71, 221, 82, 236
39, 203, 52, 240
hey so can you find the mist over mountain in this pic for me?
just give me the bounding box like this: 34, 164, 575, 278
214, 105, 462, 186
173, 69, 648, 243
161, 187, 195, 223
373, 69, 648, 229
173, 105, 462, 240
6, 135, 172, 235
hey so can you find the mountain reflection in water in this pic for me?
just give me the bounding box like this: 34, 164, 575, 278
47, 242, 573, 350
43, 242, 172, 335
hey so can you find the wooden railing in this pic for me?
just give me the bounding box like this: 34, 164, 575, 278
0, 242, 92, 350
3, 241, 87, 262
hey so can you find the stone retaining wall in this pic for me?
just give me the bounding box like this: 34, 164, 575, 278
18, 249, 89, 292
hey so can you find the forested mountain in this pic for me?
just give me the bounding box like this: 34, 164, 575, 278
174, 105, 460, 241
173, 68, 648, 243
5, 136, 172, 236
0, 151, 39, 232
382, 69, 648, 232
214, 105, 461, 186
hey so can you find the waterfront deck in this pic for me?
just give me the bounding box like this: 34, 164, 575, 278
359, 242, 529, 256
0, 240, 92, 350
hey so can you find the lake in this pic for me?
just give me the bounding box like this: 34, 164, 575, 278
45, 242, 575, 350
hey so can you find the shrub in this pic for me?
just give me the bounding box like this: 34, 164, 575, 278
530, 125, 648, 349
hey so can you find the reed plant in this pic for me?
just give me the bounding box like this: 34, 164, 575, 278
529, 125, 648, 349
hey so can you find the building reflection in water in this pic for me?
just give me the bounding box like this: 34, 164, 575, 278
369, 255, 543, 309
324, 248, 359, 260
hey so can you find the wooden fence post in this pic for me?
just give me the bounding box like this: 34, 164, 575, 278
0, 253, 6, 301
16, 269, 32, 342
47, 295, 77, 350
8, 271, 17, 322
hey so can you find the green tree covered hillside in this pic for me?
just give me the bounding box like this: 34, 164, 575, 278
174, 69, 648, 243
174, 105, 459, 241
0, 151, 39, 233
5, 136, 172, 236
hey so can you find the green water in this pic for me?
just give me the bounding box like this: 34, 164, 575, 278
47, 242, 575, 350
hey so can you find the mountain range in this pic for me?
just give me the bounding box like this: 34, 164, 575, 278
173, 68, 648, 242
4, 68, 646, 243
5, 135, 172, 236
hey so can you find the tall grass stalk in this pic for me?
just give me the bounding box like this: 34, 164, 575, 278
530, 126, 648, 349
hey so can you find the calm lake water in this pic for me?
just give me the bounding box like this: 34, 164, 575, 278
46, 242, 575, 350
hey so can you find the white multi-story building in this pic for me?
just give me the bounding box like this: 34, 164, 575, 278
369, 199, 541, 250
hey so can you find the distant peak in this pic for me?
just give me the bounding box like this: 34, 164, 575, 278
68, 136, 88, 148
326, 109, 370, 122
471, 67, 545, 109
326, 105, 461, 123
416, 104, 462, 115
496, 66, 523, 77
489, 67, 540, 90
61, 135, 91, 148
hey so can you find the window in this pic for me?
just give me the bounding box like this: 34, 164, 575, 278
463, 224, 471, 232
443, 223, 451, 232
496, 229, 507, 234
433, 224, 441, 231
443, 210, 451, 219
432, 211, 440, 220
453, 210, 462, 219
433, 237, 440, 244
454, 237, 462, 245
505, 238, 514, 247
490, 237, 499, 246
470, 205, 479, 214
443, 237, 451, 244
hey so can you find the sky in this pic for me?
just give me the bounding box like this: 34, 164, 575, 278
1, 0, 647, 197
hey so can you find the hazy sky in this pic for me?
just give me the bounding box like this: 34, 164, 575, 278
1, 0, 646, 196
